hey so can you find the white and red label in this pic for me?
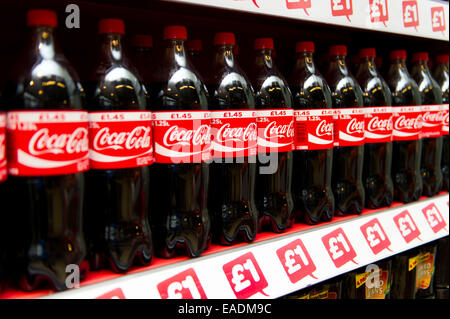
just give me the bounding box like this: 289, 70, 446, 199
157, 268, 207, 299
369, 0, 389, 26
0, 113, 6, 182
293, 109, 334, 150
441, 104, 449, 135
431, 6, 446, 33
153, 111, 211, 164
322, 227, 358, 268
89, 111, 153, 169
211, 110, 258, 158
403, 0, 420, 29
331, 0, 353, 21
392, 106, 423, 141
421, 203, 447, 234
364, 106, 393, 143
276, 238, 317, 283
360, 218, 392, 255
393, 209, 422, 243
7, 110, 89, 176
421, 105, 444, 138
257, 109, 294, 153
333, 108, 365, 147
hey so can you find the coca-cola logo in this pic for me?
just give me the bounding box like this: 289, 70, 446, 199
0, 133, 5, 160
163, 124, 211, 147
444, 111, 449, 125
367, 116, 393, 132
394, 114, 422, 130
29, 127, 89, 156
316, 120, 333, 136
346, 118, 365, 134
422, 111, 444, 123
216, 122, 257, 143
93, 126, 151, 151
263, 121, 294, 139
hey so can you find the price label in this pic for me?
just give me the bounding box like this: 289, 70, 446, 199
322, 228, 358, 268
276, 239, 317, 283
402, 0, 419, 30
393, 210, 421, 243
96, 288, 126, 299
360, 218, 392, 255
431, 6, 446, 33
222, 252, 269, 299
422, 203, 447, 233
331, 0, 353, 22
369, 0, 389, 26
157, 268, 207, 299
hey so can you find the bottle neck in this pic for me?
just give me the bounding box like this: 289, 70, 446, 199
30, 26, 57, 60
358, 56, 377, 75
164, 39, 188, 67
99, 33, 125, 63
254, 48, 274, 69
214, 44, 236, 69
294, 51, 316, 73
329, 54, 349, 76
389, 58, 408, 75
414, 60, 432, 75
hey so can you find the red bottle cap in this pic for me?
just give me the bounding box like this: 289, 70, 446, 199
359, 48, 376, 58
390, 49, 407, 61
131, 34, 153, 48
296, 41, 315, 53
436, 54, 450, 63
412, 52, 429, 62
329, 45, 347, 56
163, 25, 187, 40
98, 18, 125, 35
186, 39, 203, 51
27, 9, 58, 27
214, 32, 236, 46
254, 38, 274, 50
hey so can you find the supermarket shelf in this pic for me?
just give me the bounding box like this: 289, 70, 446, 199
2, 192, 445, 299
166, 0, 449, 41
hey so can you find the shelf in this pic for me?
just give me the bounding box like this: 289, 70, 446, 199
166, 0, 449, 41
3, 192, 447, 299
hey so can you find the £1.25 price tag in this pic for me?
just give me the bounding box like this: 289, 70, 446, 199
322, 227, 358, 268
393, 210, 421, 244
422, 203, 447, 234
157, 268, 207, 299
276, 239, 317, 284
360, 218, 392, 255
222, 252, 269, 299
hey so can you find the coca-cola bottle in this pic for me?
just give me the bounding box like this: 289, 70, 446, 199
355, 48, 394, 208
150, 26, 210, 258
249, 38, 294, 232
5, 9, 89, 291
207, 32, 258, 245
325, 45, 365, 216
288, 41, 334, 224
84, 19, 153, 272
433, 54, 449, 191
386, 50, 423, 203
411, 52, 443, 197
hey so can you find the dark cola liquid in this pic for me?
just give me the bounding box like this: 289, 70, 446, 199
150, 39, 210, 258
356, 57, 394, 208
84, 33, 152, 272
325, 55, 365, 216
411, 61, 443, 197
289, 52, 334, 224
250, 48, 294, 232
386, 60, 423, 203
5, 26, 87, 291
207, 45, 258, 245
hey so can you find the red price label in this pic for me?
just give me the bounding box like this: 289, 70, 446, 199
276, 239, 317, 283
286, 0, 311, 15
96, 288, 126, 299
431, 7, 446, 33
360, 218, 392, 255
422, 203, 447, 233
322, 228, 358, 268
222, 252, 269, 299
369, 0, 389, 26
157, 268, 207, 299
331, 0, 353, 22
402, 0, 419, 30
394, 210, 421, 243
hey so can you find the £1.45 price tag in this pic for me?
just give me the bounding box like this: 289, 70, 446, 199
222, 252, 269, 299
422, 203, 447, 234
157, 268, 207, 299
393, 210, 421, 244
322, 227, 358, 268
276, 239, 317, 284
360, 218, 392, 255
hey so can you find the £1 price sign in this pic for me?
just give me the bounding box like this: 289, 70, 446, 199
393, 210, 421, 244
402, 0, 419, 30
222, 252, 269, 299
286, 0, 311, 15
422, 203, 447, 234
431, 7, 446, 33
276, 239, 317, 284
369, 0, 389, 26
322, 227, 358, 268
157, 268, 207, 299
360, 218, 392, 255
331, 0, 353, 22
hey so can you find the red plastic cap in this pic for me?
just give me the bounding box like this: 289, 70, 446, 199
390, 49, 407, 61
163, 25, 187, 40
27, 9, 57, 27
412, 52, 429, 62
214, 32, 236, 46
329, 45, 347, 56
436, 54, 450, 63
359, 48, 376, 58
99, 18, 125, 35
296, 41, 315, 53
131, 34, 153, 48
254, 38, 274, 50
186, 40, 203, 51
